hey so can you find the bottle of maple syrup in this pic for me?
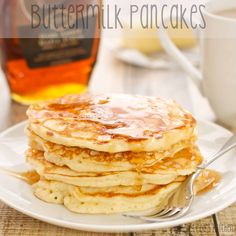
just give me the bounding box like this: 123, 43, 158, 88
0, 0, 101, 104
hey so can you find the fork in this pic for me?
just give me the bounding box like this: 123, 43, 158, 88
123, 133, 236, 222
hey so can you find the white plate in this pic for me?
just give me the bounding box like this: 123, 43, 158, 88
0, 120, 236, 233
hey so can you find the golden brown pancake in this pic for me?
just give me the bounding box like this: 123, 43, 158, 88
27, 93, 196, 153
27, 127, 197, 172
33, 179, 183, 214
26, 148, 201, 187
32, 170, 218, 214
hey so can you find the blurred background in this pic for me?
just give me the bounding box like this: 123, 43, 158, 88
0, 0, 215, 131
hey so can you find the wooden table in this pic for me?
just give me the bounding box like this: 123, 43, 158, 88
0, 46, 235, 236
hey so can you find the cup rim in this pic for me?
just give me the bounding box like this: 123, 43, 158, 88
203, 0, 236, 23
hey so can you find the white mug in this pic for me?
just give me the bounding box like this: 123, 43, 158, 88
159, 0, 236, 128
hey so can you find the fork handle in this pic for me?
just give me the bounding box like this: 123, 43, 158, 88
199, 133, 236, 170
190, 134, 236, 184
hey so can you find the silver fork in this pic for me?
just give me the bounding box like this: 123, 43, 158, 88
123, 133, 236, 222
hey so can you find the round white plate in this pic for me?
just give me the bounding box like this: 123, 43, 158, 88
0, 120, 235, 233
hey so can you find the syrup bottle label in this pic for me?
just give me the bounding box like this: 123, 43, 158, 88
18, 1, 98, 68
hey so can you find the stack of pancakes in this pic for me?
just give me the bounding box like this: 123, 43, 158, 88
25, 93, 203, 214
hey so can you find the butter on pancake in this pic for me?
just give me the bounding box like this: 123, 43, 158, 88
27, 93, 196, 153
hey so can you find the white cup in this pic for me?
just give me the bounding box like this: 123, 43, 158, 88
158, 0, 236, 128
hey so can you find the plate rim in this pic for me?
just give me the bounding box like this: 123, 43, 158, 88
0, 120, 235, 233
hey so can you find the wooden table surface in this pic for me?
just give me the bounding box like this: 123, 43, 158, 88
0, 46, 235, 236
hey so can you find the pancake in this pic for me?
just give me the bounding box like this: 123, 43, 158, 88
26, 148, 201, 187
27, 127, 197, 172
33, 179, 182, 214
25, 93, 207, 214
27, 93, 196, 153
